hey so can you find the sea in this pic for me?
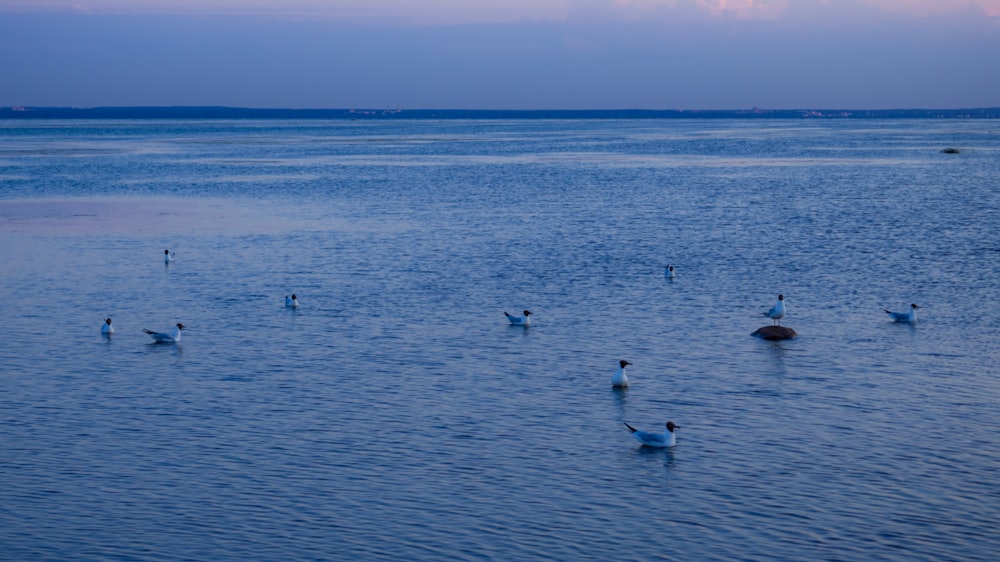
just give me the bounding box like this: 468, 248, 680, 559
1, 117, 998, 561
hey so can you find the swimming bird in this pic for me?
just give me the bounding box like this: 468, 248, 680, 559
665, 265, 676, 279
101, 318, 115, 334
884, 303, 919, 323
143, 323, 184, 343
285, 294, 299, 308
764, 294, 786, 325
164, 249, 175, 264
612, 359, 632, 388
504, 310, 531, 326
624, 421, 680, 448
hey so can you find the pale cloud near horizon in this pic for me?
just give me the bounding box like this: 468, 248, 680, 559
2, 0, 998, 21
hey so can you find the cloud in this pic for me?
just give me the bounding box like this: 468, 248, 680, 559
567, 0, 1000, 21
0, 1, 997, 109
874, 0, 1000, 17
0, 1, 571, 23
3, 0, 999, 22
568, 0, 790, 21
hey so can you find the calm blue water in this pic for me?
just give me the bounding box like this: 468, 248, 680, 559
1, 118, 999, 561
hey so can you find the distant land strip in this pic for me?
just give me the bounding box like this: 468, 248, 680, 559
1, 106, 999, 119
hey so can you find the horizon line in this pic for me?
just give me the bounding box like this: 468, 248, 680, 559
4, 105, 1000, 111
3, 106, 999, 119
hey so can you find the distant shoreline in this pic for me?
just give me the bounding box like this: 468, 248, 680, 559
2, 106, 999, 120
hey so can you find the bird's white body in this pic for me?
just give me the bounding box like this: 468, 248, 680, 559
285, 295, 299, 308
764, 295, 786, 325
665, 265, 676, 279
144, 323, 184, 343
612, 360, 631, 388
885, 304, 919, 323
164, 249, 174, 264
624, 421, 679, 448
101, 318, 115, 334
505, 310, 531, 326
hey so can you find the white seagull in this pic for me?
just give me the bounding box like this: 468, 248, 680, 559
101, 318, 115, 334
884, 304, 919, 323
504, 310, 531, 326
612, 359, 632, 388
143, 323, 185, 343
164, 249, 175, 264
624, 421, 680, 448
764, 294, 786, 325
285, 294, 299, 308
665, 265, 676, 279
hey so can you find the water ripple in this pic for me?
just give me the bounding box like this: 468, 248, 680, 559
1, 118, 998, 561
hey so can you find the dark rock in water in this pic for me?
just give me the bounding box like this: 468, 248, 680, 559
752, 326, 798, 340
940, 147, 960, 154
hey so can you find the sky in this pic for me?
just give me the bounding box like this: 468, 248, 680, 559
0, 0, 998, 109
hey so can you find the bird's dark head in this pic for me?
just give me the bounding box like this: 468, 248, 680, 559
292, 294, 297, 299
523, 310, 531, 316
620, 360, 632, 368
165, 249, 169, 254
176, 323, 185, 330
778, 294, 784, 300
666, 421, 680, 432
105, 318, 112, 325
911, 304, 920, 309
